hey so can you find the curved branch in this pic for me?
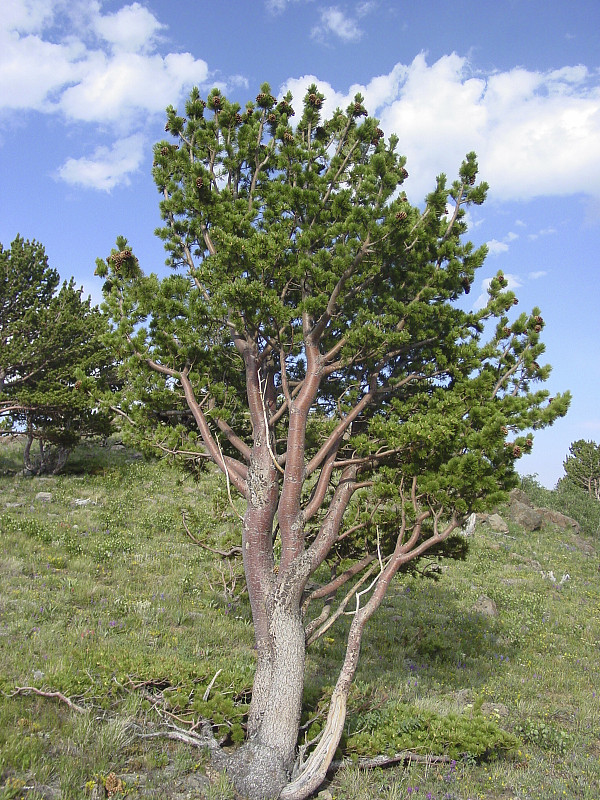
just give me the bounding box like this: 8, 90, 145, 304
305, 390, 374, 478
179, 371, 248, 499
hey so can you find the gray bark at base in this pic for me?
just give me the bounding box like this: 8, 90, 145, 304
224, 741, 289, 800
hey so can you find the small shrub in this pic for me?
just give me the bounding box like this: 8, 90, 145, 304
514, 717, 574, 754
345, 701, 519, 760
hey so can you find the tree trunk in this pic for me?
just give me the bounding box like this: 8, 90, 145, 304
50, 445, 70, 474
23, 431, 41, 474
225, 593, 306, 800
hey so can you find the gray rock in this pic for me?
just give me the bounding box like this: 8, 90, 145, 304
34, 492, 52, 503
508, 500, 543, 531
72, 497, 93, 507
6, 502, 23, 508
539, 508, 580, 533
486, 513, 509, 533
509, 488, 533, 507
461, 512, 477, 536
473, 595, 498, 617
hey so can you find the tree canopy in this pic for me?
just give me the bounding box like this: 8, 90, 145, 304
98, 83, 570, 799
563, 439, 600, 501
1, 235, 112, 473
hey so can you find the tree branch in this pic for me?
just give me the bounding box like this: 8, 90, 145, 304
8, 686, 86, 714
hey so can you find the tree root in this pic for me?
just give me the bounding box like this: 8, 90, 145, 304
7, 686, 86, 713
327, 750, 453, 775
136, 719, 221, 753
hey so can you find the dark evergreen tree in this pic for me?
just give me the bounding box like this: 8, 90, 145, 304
1, 236, 113, 473
563, 439, 600, 501
98, 84, 570, 799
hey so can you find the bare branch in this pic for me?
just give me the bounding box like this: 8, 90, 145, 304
306, 563, 378, 646
9, 686, 86, 714
182, 511, 243, 557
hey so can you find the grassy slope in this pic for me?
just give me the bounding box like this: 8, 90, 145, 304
0, 439, 599, 800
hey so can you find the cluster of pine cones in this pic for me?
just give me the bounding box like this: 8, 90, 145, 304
110, 250, 132, 271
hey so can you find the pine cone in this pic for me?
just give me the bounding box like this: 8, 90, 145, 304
277, 101, 294, 117
257, 93, 276, 108
212, 95, 222, 109
371, 127, 384, 144
196, 176, 203, 189
267, 113, 277, 124
400, 167, 409, 180
104, 773, 124, 796
283, 130, 294, 143
395, 210, 407, 222
512, 445, 522, 458
160, 146, 170, 156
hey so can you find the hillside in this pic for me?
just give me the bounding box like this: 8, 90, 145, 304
1, 439, 599, 800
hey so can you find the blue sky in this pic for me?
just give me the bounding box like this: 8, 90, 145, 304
1, 0, 599, 486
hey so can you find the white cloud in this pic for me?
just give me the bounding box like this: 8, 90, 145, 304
312, 7, 363, 42
282, 54, 600, 202
0, 0, 214, 188
0, 4, 209, 122
528, 226, 558, 240
356, 1, 377, 15
265, 0, 292, 11
0, 31, 84, 110
528, 270, 548, 280
2, 0, 56, 32
93, 2, 165, 53
59, 51, 209, 124
279, 63, 407, 122
56, 133, 145, 191
486, 239, 509, 256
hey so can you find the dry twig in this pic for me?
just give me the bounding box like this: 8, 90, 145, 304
182, 511, 243, 557
9, 686, 86, 714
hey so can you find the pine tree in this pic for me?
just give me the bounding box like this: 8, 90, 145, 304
563, 439, 600, 500
98, 84, 570, 799
1, 236, 112, 473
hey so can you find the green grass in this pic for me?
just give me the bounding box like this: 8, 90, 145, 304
1, 437, 599, 799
